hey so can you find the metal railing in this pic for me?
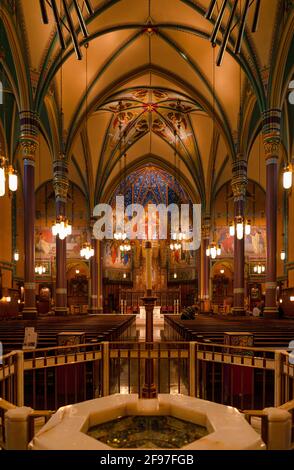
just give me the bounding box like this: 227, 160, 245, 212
1, 341, 293, 411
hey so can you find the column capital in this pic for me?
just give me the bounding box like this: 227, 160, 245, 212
262, 109, 281, 161
231, 157, 247, 201
201, 217, 211, 239
19, 111, 39, 162
53, 152, 69, 202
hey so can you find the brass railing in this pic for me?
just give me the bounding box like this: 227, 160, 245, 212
0, 341, 293, 411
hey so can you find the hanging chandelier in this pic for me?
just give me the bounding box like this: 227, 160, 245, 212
114, 231, 127, 241
170, 241, 182, 252
283, 163, 293, 190
52, 215, 72, 240
80, 242, 94, 260
170, 231, 186, 251
119, 240, 131, 254
206, 242, 222, 260
229, 217, 251, 240
253, 263, 265, 275
35, 264, 46, 275
0, 156, 18, 197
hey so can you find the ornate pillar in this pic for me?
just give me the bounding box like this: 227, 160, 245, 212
97, 240, 103, 313
20, 111, 39, 319
89, 234, 99, 314
262, 109, 281, 317
231, 157, 247, 316
53, 153, 69, 316
200, 216, 210, 312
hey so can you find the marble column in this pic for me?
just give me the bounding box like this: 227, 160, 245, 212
200, 217, 210, 312
231, 158, 247, 316
53, 153, 69, 316
97, 240, 104, 312
89, 237, 99, 314
262, 109, 281, 317
20, 111, 39, 320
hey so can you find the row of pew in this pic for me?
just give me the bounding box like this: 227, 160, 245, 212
0, 314, 136, 353
165, 315, 294, 348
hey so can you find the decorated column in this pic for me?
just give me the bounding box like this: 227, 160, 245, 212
262, 109, 281, 317
97, 240, 103, 313
142, 241, 157, 399
20, 111, 39, 319
53, 153, 69, 316
89, 234, 99, 314
231, 157, 247, 316
200, 216, 210, 312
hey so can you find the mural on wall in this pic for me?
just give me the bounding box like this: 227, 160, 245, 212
103, 240, 131, 269
217, 226, 266, 258
35, 228, 90, 259
169, 248, 196, 267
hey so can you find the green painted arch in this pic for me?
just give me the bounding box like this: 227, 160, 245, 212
35, 22, 265, 118
0, 4, 30, 109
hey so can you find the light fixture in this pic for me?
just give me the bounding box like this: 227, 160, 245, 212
206, 228, 222, 259
220, 269, 225, 274
80, 243, 94, 260
280, 250, 286, 261
230, 216, 251, 240
283, 164, 293, 190
75, 269, 80, 274
0, 71, 18, 196
229, 221, 235, 237
52, 215, 72, 240
206, 242, 218, 259
114, 231, 127, 241
35, 264, 46, 275
174, 273, 178, 279
119, 241, 131, 253
170, 242, 182, 252
236, 216, 244, 240
290, 296, 294, 302
253, 263, 265, 274
14, 250, 19, 262
0, 156, 18, 197
245, 219, 251, 236
279, 299, 283, 304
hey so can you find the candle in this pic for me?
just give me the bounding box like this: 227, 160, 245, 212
145, 241, 152, 291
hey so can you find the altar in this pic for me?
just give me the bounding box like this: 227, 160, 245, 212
139, 306, 162, 320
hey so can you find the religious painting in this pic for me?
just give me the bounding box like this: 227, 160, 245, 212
216, 226, 266, 258
35, 228, 90, 259
169, 248, 196, 267
103, 240, 131, 269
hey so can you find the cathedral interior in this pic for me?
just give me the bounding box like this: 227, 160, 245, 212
0, 0, 294, 454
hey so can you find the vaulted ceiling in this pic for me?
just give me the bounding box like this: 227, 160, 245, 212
1, 0, 293, 214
